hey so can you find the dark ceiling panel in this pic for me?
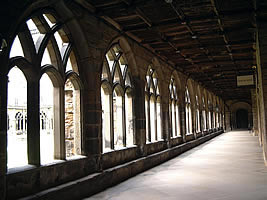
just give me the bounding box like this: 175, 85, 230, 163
85, 0, 257, 101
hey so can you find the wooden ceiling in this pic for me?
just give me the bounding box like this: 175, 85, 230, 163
74, 0, 265, 101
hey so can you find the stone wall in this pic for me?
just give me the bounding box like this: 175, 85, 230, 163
0, 1, 227, 199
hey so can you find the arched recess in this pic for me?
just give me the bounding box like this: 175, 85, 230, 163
145, 64, 162, 142
169, 74, 181, 138
40, 66, 64, 164
185, 79, 195, 135
65, 71, 83, 157
101, 43, 135, 152
7, 57, 37, 168
150, 57, 164, 95
215, 96, 220, 128
207, 91, 213, 130
212, 93, 218, 129
6, 9, 84, 168
195, 84, 201, 133
110, 36, 139, 78
229, 101, 252, 129
7, 65, 28, 168
201, 88, 208, 131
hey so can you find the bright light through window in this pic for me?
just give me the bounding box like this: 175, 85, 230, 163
40, 73, 54, 164
7, 66, 28, 168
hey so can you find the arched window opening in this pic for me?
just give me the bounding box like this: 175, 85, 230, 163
185, 87, 192, 135
41, 47, 53, 66
43, 14, 56, 28
202, 97, 206, 131
65, 78, 81, 158
66, 51, 79, 74
26, 18, 44, 52
101, 45, 134, 152
101, 85, 111, 152
157, 96, 162, 140
145, 67, 161, 142
208, 111, 212, 129
7, 66, 28, 168
176, 103, 180, 136
40, 73, 54, 164
215, 111, 217, 128
216, 112, 219, 128
113, 88, 123, 149
125, 89, 133, 146
150, 96, 156, 142
196, 95, 200, 133
169, 77, 180, 138
7, 12, 83, 168
145, 94, 150, 142
54, 30, 69, 59
9, 35, 24, 58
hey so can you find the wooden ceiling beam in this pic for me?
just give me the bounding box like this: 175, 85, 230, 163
135, 7, 152, 27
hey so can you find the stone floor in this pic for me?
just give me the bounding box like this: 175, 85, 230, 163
84, 130, 267, 200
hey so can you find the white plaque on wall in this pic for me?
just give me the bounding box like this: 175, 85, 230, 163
237, 75, 254, 86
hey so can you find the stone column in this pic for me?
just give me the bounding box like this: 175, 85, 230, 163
251, 89, 259, 136
256, 21, 267, 165
179, 102, 186, 142
225, 111, 231, 131
27, 80, 40, 165
191, 105, 196, 139
82, 58, 102, 171
0, 74, 7, 200
161, 100, 170, 146
132, 77, 146, 156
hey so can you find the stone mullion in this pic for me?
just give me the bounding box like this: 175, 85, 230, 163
154, 100, 157, 141
109, 94, 114, 149
213, 110, 214, 130
200, 110, 203, 134
27, 80, 40, 165
0, 74, 8, 200
122, 95, 126, 147
169, 100, 173, 138
191, 105, 196, 138
174, 101, 177, 137
179, 102, 186, 142
147, 97, 151, 142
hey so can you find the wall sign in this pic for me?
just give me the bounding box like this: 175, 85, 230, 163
237, 75, 254, 86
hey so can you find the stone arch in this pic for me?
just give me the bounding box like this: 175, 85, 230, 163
186, 79, 195, 106
170, 70, 182, 92
8, 57, 36, 82
109, 36, 139, 78
229, 101, 252, 129
195, 84, 202, 106
146, 61, 162, 96
41, 65, 64, 88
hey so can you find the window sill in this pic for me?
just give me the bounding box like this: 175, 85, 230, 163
146, 139, 165, 144
7, 164, 37, 174
103, 145, 137, 154
66, 155, 87, 161
171, 136, 182, 139
8, 155, 88, 174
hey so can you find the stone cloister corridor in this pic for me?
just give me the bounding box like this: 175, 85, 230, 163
1, 1, 267, 199
84, 131, 267, 200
